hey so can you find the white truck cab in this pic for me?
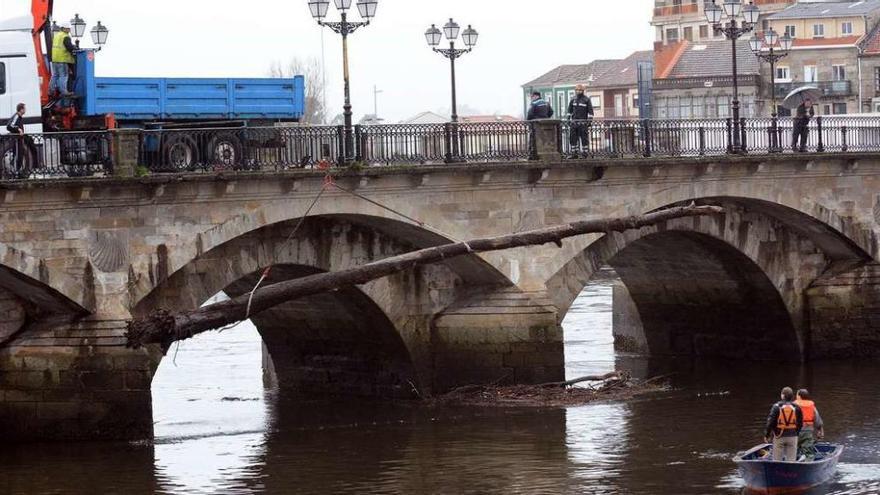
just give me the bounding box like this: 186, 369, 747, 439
0, 15, 43, 135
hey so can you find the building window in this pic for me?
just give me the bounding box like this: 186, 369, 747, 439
832, 64, 846, 81
590, 95, 601, 109
813, 24, 825, 38
680, 96, 692, 118
558, 93, 566, 114
705, 96, 717, 117
775, 66, 791, 82
804, 65, 818, 83
841, 22, 853, 35
568, 90, 575, 101
668, 97, 680, 118
666, 28, 679, 43
832, 102, 847, 114
0, 62, 5, 95
699, 24, 709, 39
874, 67, 880, 91
683, 26, 694, 41
785, 25, 796, 38
692, 96, 704, 118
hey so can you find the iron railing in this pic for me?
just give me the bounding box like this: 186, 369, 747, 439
5, 116, 880, 181
774, 81, 853, 99
0, 130, 112, 180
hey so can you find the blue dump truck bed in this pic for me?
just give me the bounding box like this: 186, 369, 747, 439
74, 52, 304, 122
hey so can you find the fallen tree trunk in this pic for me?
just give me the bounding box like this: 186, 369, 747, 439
126, 204, 723, 352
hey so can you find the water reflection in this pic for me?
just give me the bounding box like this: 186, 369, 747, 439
151, 321, 269, 494
3, 280, 879, 494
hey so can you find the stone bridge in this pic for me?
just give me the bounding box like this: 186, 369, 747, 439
2, 153, 880, 440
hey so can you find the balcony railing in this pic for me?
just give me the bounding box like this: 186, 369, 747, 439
774, 81, 852, 99
653, 3, 700, 17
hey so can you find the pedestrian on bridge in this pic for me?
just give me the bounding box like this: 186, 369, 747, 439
764, 386, 803, 461
792, 98, 815, 153
3, 103, 28, 179
567, 84, 594, 157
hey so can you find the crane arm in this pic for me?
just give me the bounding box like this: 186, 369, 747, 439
31, 0, 54, 105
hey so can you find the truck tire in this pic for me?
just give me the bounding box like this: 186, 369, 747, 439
206, 133, 243, 169
0, 139, 35, 180
162, 135, 201, 171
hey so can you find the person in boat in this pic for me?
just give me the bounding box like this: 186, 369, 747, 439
795, 389, 825, 461
764, 386, 803, 461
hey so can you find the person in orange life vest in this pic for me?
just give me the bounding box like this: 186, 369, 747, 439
764, 386, 803, 461
795, 389, 825, 461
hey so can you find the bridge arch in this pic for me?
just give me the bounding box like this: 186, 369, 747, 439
546, 198, 871, 360
0, 245, 90, 345
134, 214, 515, 396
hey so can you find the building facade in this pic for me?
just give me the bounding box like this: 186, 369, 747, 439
652, 0, 795, 46
653, 39, 763, 118
764, 0, 880, 115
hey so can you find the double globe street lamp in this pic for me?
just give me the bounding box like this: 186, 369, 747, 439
705, 0, 760, 153
750, 28, 792, 151
308, 0, 378, 163
69, 14, 110, 49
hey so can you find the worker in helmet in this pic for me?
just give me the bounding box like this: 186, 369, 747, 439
50, 23, 77, 97
795, 389, 825, 461
567, 84, 594, 157
764, 386, 803, 461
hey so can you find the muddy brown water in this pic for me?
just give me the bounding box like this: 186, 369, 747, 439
2, 282, 879, 494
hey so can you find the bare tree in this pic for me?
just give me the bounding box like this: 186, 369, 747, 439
270, 57, 327, 125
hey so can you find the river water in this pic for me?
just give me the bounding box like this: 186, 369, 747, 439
2, 281, 880, 494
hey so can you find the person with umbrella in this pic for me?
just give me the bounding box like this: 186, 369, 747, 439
783, 86, 821, 153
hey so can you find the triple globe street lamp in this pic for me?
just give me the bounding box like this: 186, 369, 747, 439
424, 19, 479, 124
705, 0, 759, 153
750, 28, 792, 151
308, 0, 378, 163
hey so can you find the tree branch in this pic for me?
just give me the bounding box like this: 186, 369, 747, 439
126, 204, 723, 352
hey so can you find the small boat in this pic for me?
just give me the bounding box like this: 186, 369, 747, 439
734, 442, 843, 494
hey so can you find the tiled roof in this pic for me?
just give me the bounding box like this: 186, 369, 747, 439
664, 39, 760, 78
768, 0, 880, 19
521, 59, 620, 88
860, 18, 880, 54
591, 51, 655, 88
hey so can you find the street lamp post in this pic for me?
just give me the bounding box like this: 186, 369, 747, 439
425, 19, 478, 162
425, 19, 479, 123
706, 0, 760, 153
308, 0, 378, 163
750, 29, 792, 151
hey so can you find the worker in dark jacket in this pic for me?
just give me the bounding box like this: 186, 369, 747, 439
791, 98, 815, 152
764, 386, 803, 461
567, 84, 594, 156
527, 92, 554, 120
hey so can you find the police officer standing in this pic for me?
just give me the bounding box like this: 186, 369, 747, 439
527, 92, 554, 120
567, 84, 594, 157
4, 103, 27, 179
527, 92, 553, 158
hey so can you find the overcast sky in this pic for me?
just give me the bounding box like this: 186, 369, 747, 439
3, 0, 653, 122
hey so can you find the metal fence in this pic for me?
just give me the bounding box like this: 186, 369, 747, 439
4, 116, 880, 181
1, 131, 112, 180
